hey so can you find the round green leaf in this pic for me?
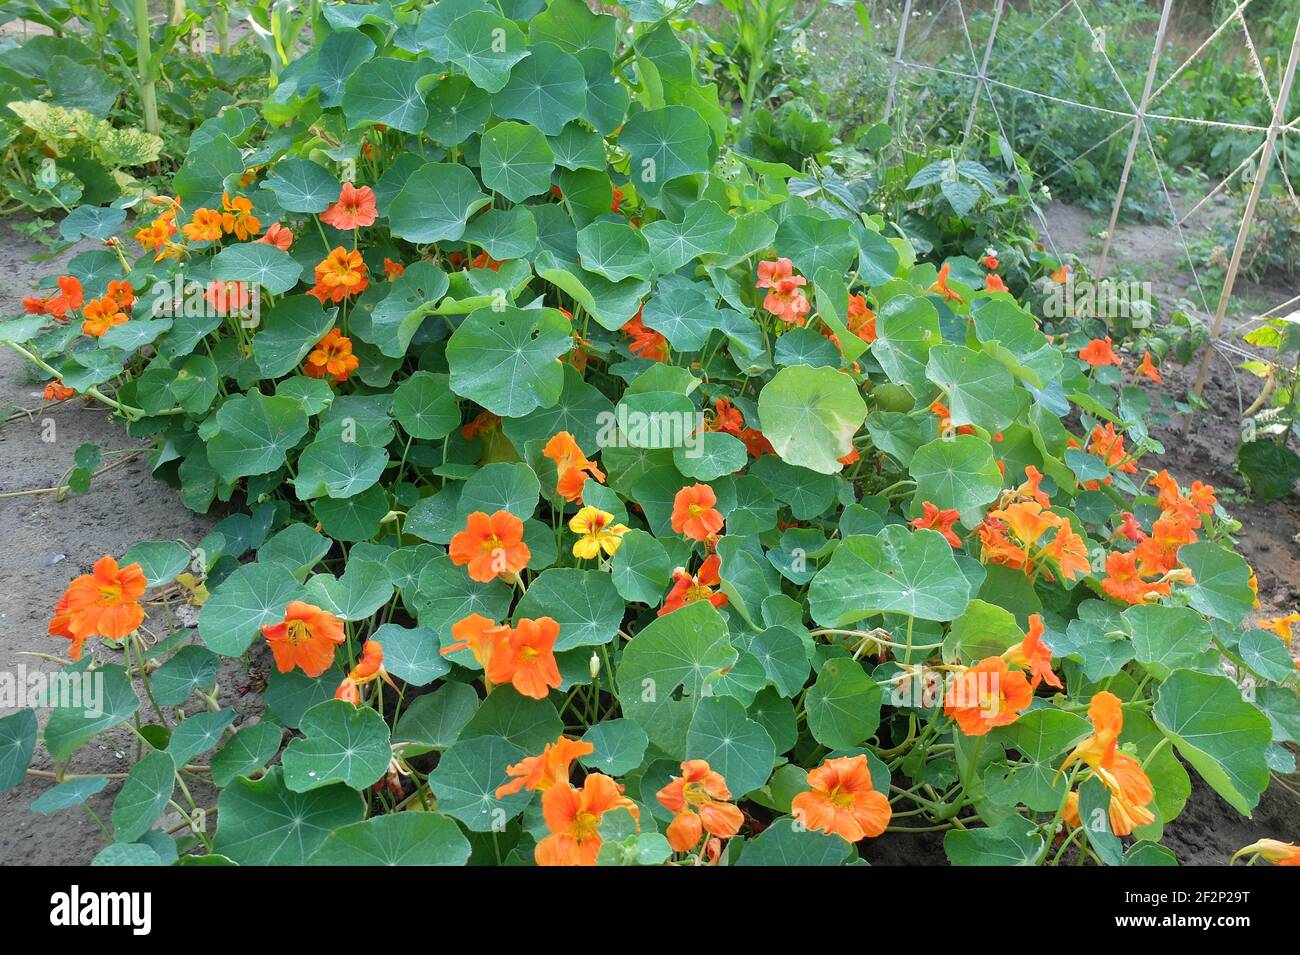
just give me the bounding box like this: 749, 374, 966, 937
282, 700, 392, 792
309, 812, 471, 865
445, 305, 571, 417
758, 364, 867, 475
213, 766, 364, 865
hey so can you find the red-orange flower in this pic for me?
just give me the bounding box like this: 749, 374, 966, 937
304, 328, 360, 383
1088, 422, 1138, 474
621, 309, 669, 361
1232, 839, 1300, 866
910, 500, 963, 547
261, 601, 346, 677
43, 381, 75, 401
383, 257, 405, 280
1060, 691, 1155, 836
204, 280, 251, 316
929, 262, 963, 303
257, 222, 294, 250
321, 182, 378, 230
535, 773, 639, 866
985, 273, 1008, 293
944, 656, 1033, 736
81, 296, 128, 338
486, 616, 562, 700
704, 396, 745, 437
542, 431, 605, 503
1100, 550, 1170, 605
335, 640, 390, 704
1136, 351, 1161, 383
106, 280, 135, 311
671, 483, 724, 541
658, 554, 728, 616
53, 556, 147, 650
46, 275, 84, 319
182, 207, 224, 242
220, 192, 261, 240
791, 754, 892, 842
656, 759, 744, 852
1080, 336, 1121, 367
308, 246, 369, 303
135, 214, 180, 260
756, 257, 810, 326
448, 510, 530, 583
846, 293, 877, 342
1001, 613, 1062, 689
442, 613, 510, 672
496, 735, 594, 798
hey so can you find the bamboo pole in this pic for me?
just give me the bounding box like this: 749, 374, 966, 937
884, 0, 914, 123
962, 0, 1006, 141
1096, 0, 1175, 276
1189, 16, 1300, 410
132, 0, 160, 137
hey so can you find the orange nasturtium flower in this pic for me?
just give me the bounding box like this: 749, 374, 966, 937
335, 640, 392, 704
670, 483, 724, 541
658, 554, 728, 616
487, 617, 563, 700
910, 500, 963, 548
220, 192, 261, 240
383, 257, 405, 280
81, 296, 129, 338
182, 207, 224, 242
1232, 839, 1300, 866
205, 280, 252, 316
944, 656, 1033, 736
621, 309, 669, 361
45, 275, 85, 319
543, 431, 605, 503
536, 773, 640, 866
984, 273, 1008, 293
261, 601, 346, 678
656, 759, 744, 853
48, 556, 147, 659
105, 280, 135, 312
43, 381, 75, 402
442, 613, 509, 673
1059, 691, 1156, 836
1087, 422, 1138, 474
1001, 613, 1063, 690
1079, 336, 1121, 367
257, 222, 294, 250
448, 510, 530, 583
569, 506, 629, 559
1136, 351, 1161, 383
321, 182, 378, 230
304, 328, 360, 383
308, 246, 369, 303
1257, 613, 1300, 648
135, 214, 181, 260
846, 293, 877, 342
755, 256, 810, 326
496, 735, 594, 798
928, 261, 963, 303
791, 754, 892, 843
1100, 550, 1171, 606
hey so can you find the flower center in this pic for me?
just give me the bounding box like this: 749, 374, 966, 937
285, 619, 312, 646
96, 584, 122, 606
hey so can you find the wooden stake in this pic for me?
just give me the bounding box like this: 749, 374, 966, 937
884, 0, 915, 123
1189, 17, 1300, 411
963, 0, 1006, 141
1096, 0, 1175, 276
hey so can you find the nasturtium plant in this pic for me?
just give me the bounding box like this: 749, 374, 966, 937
2, 0, 1295, 870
